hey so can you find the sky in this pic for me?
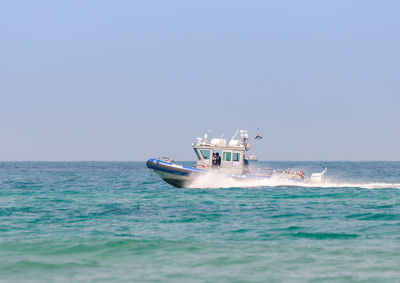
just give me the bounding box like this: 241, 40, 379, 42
1, 0, 399, 161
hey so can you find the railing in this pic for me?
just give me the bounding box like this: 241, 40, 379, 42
158, 157, 175, 164
254, 168, 303, 178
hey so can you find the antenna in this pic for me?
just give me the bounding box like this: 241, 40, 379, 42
240, 130, 248, 141
203, 130, 211, 144
229, 129, 239, 143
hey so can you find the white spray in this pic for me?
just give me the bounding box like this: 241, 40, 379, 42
188, 171, 400, 190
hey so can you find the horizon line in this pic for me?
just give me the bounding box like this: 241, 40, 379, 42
0, 160, 399, 162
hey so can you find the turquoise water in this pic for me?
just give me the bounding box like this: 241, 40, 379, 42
1, 161, 400, 282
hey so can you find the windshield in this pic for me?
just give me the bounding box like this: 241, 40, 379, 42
200, 149, 210, 159
194, 149, 201, 160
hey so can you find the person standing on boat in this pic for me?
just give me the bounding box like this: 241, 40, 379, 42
215, 153, 221, 167
212, 153, 217, 167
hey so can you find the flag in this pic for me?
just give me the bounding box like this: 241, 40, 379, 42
254, 129, 262, 140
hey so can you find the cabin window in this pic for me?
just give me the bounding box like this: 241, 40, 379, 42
194, 149, 201, 160
200, 149, 210, 159
223, 152, 231, 161
233, 152, 241, 162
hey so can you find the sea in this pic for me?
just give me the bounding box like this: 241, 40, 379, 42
0, 161, 399, 282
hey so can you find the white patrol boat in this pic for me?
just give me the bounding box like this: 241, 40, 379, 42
245, 153, 258, 161
146, 130, 327, 188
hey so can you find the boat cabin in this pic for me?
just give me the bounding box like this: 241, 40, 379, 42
192, 130, 250, 174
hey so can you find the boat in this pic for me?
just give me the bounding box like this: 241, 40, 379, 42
245, 153, 258, 161
146, 130, 327, 188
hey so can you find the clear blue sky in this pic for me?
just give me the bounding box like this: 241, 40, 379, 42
1, 1, 399, 161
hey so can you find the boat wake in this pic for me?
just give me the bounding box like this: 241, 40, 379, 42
188, 172, 400, 190
300, 181, 400, 190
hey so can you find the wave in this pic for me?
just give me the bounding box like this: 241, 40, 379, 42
289, 232, 359, 240
188, 172, 400, 189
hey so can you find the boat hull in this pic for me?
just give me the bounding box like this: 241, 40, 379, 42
146, 158, 303, 188
155, 171, 193, 188
146, 158, 205, 188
